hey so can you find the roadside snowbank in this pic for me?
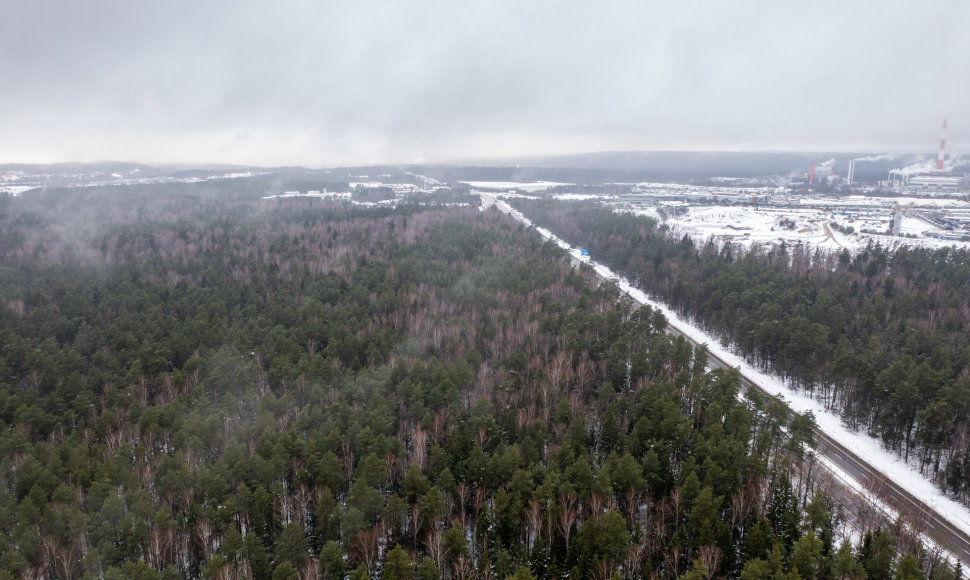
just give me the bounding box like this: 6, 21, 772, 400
484, 194, 970, 542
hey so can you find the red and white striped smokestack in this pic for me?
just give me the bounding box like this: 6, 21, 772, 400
809, 165, 815, 185
937, 118, 948, 171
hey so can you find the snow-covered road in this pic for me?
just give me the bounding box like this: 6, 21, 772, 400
481, 193, 970, 554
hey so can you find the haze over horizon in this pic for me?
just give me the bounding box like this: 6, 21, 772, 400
2, 0, 968, 167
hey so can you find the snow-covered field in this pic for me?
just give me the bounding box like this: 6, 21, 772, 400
481, 193, 970, 558
637, 204, 970, 252
262, 191, 350, 199
553, 193, 611, 201
648, 206, 851, 251
0, 185, 35, 197
460, 180, 570, 192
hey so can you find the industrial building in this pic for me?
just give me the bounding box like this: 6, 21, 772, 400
889, 119, 968, 192
908, 172, 967, 189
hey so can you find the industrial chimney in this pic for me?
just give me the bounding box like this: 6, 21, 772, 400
937, 118, 948, 171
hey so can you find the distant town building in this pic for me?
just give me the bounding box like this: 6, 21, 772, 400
908, 172, 966, 190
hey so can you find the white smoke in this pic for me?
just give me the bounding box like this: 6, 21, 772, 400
890, 155, 963, 176
853, 153, 898, 163
815, 158, 836, 170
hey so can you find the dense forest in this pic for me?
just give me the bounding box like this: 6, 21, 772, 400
0, 187, 956, 579
510, 199, 970, 502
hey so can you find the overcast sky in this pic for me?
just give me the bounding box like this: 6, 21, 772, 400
1, 0, 967, 166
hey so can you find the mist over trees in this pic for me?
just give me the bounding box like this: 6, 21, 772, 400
0, 188, 955, 579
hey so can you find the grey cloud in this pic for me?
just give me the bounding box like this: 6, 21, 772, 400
1, 0, 967, 165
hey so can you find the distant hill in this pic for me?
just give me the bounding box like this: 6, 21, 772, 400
475, 151, 922, 182
0, 161, 164, 177
339, 151, 948, 184
4, 152, 963, 188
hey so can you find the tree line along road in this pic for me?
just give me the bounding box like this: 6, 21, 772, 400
486, 195, 970, 565
657, 293, 970, 565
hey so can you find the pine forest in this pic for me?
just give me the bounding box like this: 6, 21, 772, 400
0, 187, 959, 579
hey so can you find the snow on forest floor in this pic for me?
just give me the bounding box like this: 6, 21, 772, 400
481, 194, 970, 551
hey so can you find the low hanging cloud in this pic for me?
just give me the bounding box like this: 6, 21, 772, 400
1, 0, 968, 166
